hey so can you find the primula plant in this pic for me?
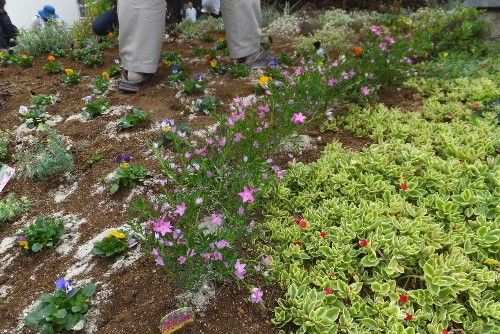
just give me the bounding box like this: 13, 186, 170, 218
110, 154, 149, 194
43, 55, 64, 74
117, 108, 149, 130
25, 278, 96, 333
182, 74, 206, 95
93, 72, 110, 94
93, 230, 129, 257
18, 53, 33, 68
82, 96, 111, 118
193, 98, 221, 115
156, 119, 190, 152
17, 216, 65, 253
62, 68, 82, 85
229, 63, 251, 78
18, 94, 57, 128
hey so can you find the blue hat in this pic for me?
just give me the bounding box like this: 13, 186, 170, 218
38, 5, 59, 20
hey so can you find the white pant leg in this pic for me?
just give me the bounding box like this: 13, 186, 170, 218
220, 0, 261, 59
118, 0, 166, 73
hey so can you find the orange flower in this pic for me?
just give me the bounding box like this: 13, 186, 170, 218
47, 55, 56, 62
204, 54, 214, 62
354, 46, 363, 56
108, 32, 114, 38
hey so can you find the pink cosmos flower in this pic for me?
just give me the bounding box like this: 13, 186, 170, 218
218, 137, 226, 147
153, 220, 173, 236
370, 25, 383, 36
327, 78, 338, 86
178, 256, 187, 264
250, 287, 263, 303
239, 186, 257, 203
291, 113, 306, 124
234, 259, 246, 279
380, 42, 389, 51
233, 133, 244, 143
258, 105, 270, 118
238, 206, 245, 215
361, 86, 371, 96
385, 35, 396, 45
215, 240, 230, 249
211, 212, 224, 226
294, 67, 305, 76
174, 203, 187, 217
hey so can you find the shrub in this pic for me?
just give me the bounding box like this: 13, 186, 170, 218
15, 127, 74, 181
264, 14, 302, 39
263, 97, 499, 333
175, 16, 225, 40
15, 21, 73, 57
93, 230, 129, 257
25, 278, 96, 333
0, 130, 9, 159
17, 216, 65, 253
0, 195, 31, 225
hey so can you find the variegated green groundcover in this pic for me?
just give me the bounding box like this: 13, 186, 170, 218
261, 73, 499, 333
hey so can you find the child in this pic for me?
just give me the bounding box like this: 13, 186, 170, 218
185, 1, 197, 22
32, 4, 59, 28
0, 0, 18, 50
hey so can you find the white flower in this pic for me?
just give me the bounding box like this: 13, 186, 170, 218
18, 105, 29, 115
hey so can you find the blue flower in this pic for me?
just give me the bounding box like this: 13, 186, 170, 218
268, 59, 280, 68
55, 277, 75, 296
194, 73, 203, 81
115, 154, 132, 164
172, 65, 181, 74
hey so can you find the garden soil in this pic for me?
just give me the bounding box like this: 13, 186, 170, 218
0, 35, 418, 333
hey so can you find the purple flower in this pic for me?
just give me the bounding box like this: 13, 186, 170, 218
172, 65, 181, 74
215, 240, 230, 249
361, 86, 371, 96
238, 206, 245, 215
218, 137, 227, 147
234, 259, 246, 280
380, 42, 389, 51
174, 203, 187, 217
201, 253, 212, 261
294, 67, 305, 76
370, 25, 383, 36
116, 154, 132, 164
269, 59, 280, 67
385, 35, 396, 45
258, 105, 270, 118
55, 277, 75, 295
239, 186, 257, 203
153, 219, 173, 236
194, 73, 203, 81
212, 251, 223, 260
250, 287, 263, 303
327, 78, 338, 86
262, 255, 273, 267
211, 213, 224, 227
178, 256, 187, 264
291, 113, 306, 124
233, 133, 244, 143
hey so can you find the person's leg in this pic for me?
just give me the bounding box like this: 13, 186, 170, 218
118, 0, 166, 75
220, 0, 261, 59
92, 9, 119, 36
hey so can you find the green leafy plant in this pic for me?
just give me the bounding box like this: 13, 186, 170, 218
156, 119, 191, 152
25, 278, 96, 333
229, 63, 251, 78
18, 53, 33, 68
110, 154, 149, 194
17, 216, 65, 253
182, 75, 206, 95
117, 108, 149, 130
107, 62, 123, 77
201, 34, 215, 43
43, 55, 63, 74
87, 154, 104, 166
93, 230, 129, 257
82, 97, 111, 118
175, 16, 225, 40
193, 98, 221, 115
18, 94, 56, 128
93, 73, 110, 94
0, 195, 31, 225
15, 127, 74, 180
62, 68, 82, 85
278, 52, 294, 66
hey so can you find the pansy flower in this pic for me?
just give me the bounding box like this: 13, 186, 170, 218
55, 277, 76, 296
116, 154, 132, 169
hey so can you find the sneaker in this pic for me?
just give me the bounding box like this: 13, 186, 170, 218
119, 71, 154, 93
240, 48, 276, 69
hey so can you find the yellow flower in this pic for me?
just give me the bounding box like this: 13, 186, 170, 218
19, 240, 29, 250
210, 60, 219, 68
65, 68, 75, 76
120, 162, 129, 169
162, 125, 172, 133
108, 231, 127, 239
443, 52, 449, 58
0, 51, 5, 58
259, 75, 272, 87
163, 60, 173, 67
484, 258, 499, 266
21, 54, 29, 59
102, 71, 110, 80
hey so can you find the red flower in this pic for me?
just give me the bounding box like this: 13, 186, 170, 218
359, 239, 369, 247
294, 241, 302, 247
400, 183, 409, 191
405, 313, 413, 321
442, 330, 449, 334
320, 231, 328, 238
324, 287, 334, 295
298, 219, 309, 229
399, 294, 409, 304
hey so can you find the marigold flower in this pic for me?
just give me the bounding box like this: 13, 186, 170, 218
102, 71, 110, 80
204, 54, 214, 62
65, 68, 75, 76
47, 55, 56, 62
324, 287, 334, 295
359, 239, 369, 247
108, 230, 127, 239
259, 75, 272, 87
108, 32, 114, 38
404, 313, 413, 321
354, 46, 363, 56
399, 294, 409, 304
19, 240, 29, 249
